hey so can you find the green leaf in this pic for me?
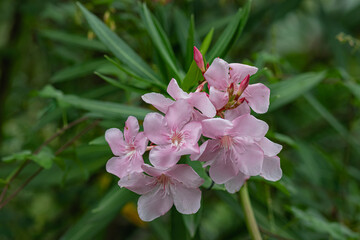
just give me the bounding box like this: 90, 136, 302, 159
206, 0, 251, 61
182, 207, 202, 238
291, 207, 360, 240
50, 59, 108, 83
185, 15, 195, 70
77, 2, 161, 85
89, 136, 106, 145
181, 28, 214, 91
140, 3, 183, 81
95, 72, 148, 95
344, 81, 360, 100
38, 85, 151, 119
269, 71, 326, 111
2, 150, 32, 163
29, 147, 55, 169
40, 29, 107, 51
61, 187, 136, 240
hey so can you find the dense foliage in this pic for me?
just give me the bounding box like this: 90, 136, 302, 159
1, 0, 360, 239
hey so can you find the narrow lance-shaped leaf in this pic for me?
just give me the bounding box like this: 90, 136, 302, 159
77, 2, 161, 85
185, 15, 195, 70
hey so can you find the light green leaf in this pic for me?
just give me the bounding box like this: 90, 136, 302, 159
77, 2, 161, 85
95, 72, 148, 94
181, 28, 214, 91
269, 71, 326, 111
89, 136, 106, 145
206, 0, 251, 61
344, 81, 360, 100
61, 187, 136, 240
40, 29, 107, 51
140, 3, 183, 81
2, 150, 32, 163
51, 59, 108, 83
29, 147, 55, 169
38, 85, 151, 119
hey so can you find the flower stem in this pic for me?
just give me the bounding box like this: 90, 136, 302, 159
239, 183, 262, 240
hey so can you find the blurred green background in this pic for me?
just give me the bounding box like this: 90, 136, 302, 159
0, 0, 360, 239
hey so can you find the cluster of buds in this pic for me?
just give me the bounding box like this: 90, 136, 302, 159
105, 47, 282, 221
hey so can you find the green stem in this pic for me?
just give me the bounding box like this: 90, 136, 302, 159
239, 183, 262, 240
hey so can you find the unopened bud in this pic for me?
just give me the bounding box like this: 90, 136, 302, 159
236, 74, 250, 96
193, 46, 205, 73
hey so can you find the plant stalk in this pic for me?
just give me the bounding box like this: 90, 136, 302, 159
239, 183, 262, 240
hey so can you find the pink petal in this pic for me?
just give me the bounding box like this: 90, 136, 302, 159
143, 113, 170, 145
171, 184, 201, 214
224, 171, 249, 193
229, 63, 258, 84
166, 164, 204, 188
196, 140, 220, 165
134, 132, 148, 155
190, 140, 209, 161
243, 83, 270, 114
142, 164, 165, 177
209, 150, 238, 184
118, 172, 155, 194
204, 58, 230, 90
188, 92, 216, 117
105, 128, 125, 156
209, 87, 229, 110
258, 137, 282, 157
224, 102, 251, 121
167, 78, 189, 100
138, 186, 173, 221
230, 114, 268, 140
261, 156, 282, 181
181, 121, 202, 146
124, 116, 139, 143
233, 140, 263, 176
142, 93, 174, 113
202, 118, 233, 139
149, 145, 181, 169
106, 156, 130, 178
165, 99, 192, 130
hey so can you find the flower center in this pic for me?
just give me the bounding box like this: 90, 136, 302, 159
157, 174, 171, 194
170, 131, 184, 147
220, 135, 233, 150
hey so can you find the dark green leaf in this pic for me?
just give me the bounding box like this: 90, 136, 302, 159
2, 150, 32, 163
29, 147, 55, 169
95, 72, 148, 94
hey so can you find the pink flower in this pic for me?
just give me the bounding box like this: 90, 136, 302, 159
192, 114, 268, 184
118, 164, 204, 221
224, 137, 283, 193
105, 116, 148, 178
204, 58, 270, 114
142, 78, 216, 119
194, 46, 205, 73
144, 99, 202, 169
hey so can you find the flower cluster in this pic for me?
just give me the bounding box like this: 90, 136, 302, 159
105, 47, 282, 221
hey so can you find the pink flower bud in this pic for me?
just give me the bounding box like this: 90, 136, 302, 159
193, 46, 205, 73
237, 74, 250, 95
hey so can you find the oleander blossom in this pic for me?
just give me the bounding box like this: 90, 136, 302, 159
118, 164, 203, 221
105, 116, 148, 178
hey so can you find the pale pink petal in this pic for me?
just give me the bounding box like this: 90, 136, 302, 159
142, 164, 165, 177
166, 164, 204, 188
181, 121, 202, 146
165, 99, 192, 130
124, 116, 139, 143
233, 140, 263, 176
243, 83, 270, 114
209, 87, 229, 110
258, 137, 282, 157
201, 118, 233, 139
149, 145, 181, 169
171, 184, 201, 214
118, 172, 155, 194
196, 140, 221, 165
190, 140, 209, 161
134, 132, 148, 155
106, 156, 129, 178
188, 92, 216, 117
167, 78, 189, 100
209, 151, 238, 184
224, 171, 249, 193
224, 102, 251, 121
105, 128, 125, 156
261, 156, 282, 181
143, 113, 170, 145
142, 93, 174, 113
230, 114, 268, 139
204, 58, 230, 90
138, 186, 173, 221
176, 143, 199, 156
229, 63, 258, 84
